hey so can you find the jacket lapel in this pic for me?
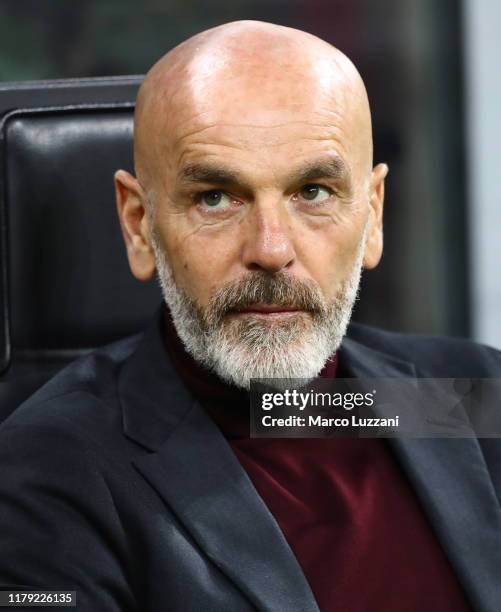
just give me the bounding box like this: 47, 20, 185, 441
119, 310, 319, 612
340, 337, 501, 612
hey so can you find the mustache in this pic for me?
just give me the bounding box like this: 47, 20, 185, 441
202, 272, 328, 325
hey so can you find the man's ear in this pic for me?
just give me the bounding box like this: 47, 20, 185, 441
363, 163, 388, 270
114, 169, 156, 281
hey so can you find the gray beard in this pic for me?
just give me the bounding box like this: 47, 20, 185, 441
150, 229, 366, 390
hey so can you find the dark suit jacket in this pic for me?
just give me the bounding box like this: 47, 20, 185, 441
1, 308, 501, 611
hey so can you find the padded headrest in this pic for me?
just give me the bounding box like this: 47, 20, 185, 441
2, 105, 161, 364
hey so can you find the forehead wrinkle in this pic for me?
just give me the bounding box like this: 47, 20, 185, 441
178, 117, 344, 137
173, 114, 351, 157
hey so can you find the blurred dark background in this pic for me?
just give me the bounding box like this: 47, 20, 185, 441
0, 0, 478, 340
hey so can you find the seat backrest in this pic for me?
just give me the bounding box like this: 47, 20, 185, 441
0, 77, 161, 420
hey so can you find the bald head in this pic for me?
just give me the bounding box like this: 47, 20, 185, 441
134, 21, 373, 192
115, 20, 387, 376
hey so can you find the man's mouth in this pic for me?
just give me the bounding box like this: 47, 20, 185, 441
231, 303, 303, 317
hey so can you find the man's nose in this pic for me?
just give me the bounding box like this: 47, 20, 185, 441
241, 201, 296, 273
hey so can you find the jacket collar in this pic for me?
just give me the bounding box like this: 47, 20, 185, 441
119, 308, 320, 611
119, 309, 501, 612
119, 308, 194, 451
340, 332, 501, 612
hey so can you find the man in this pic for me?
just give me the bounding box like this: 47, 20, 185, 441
1, 20, 500, 612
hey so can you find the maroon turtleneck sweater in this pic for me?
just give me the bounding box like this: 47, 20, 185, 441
162, 309, 472, 611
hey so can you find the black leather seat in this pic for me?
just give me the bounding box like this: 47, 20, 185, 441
0, 77, 161, 422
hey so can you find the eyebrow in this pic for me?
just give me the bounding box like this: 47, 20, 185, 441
179, 164, 242, 187
178, 155, 350, 190
293, 156, 350, 184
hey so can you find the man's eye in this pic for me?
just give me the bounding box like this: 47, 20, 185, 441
199, 190, 232, 208
296, 184, 332, 203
